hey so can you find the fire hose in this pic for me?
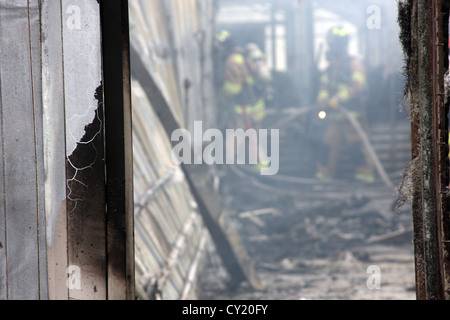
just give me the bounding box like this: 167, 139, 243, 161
338, 107, 394, 190
270, 105, 395, 190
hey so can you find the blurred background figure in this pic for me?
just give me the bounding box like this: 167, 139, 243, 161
221, 41, 266, 130
314, 26, 374, 183
245, 42, 274, 109
214, 30, 264, 129
214, 31, 271, 169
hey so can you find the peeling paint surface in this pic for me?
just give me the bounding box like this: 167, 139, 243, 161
60, 0, 108, 300
66, 85, 103, 214
62, 0, 102, 158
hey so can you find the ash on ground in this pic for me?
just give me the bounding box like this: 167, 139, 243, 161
197, 167, 416, 300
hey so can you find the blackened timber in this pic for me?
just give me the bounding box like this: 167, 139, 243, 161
100, 0, 135, 300
62, 0, 106, 300
412, 0, 427, 300
417, 0, 443, 300
442, 1, 450, 299
431, 0, 450, 299
66, 85, 107, 299
398, 0, 427, 300
412, 121, 427, 299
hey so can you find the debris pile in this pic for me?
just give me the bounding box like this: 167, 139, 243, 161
197, 172, 416, 300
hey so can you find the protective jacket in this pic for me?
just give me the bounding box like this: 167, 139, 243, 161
317, 56, 367, 119
222, 51, 265, 124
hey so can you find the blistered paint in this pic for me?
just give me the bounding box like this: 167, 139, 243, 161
62, 0, 102, 158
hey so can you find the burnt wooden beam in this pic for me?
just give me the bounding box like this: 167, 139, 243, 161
100, 0, 135, 300
406, 0, 449, 299
417, 0, 442, 300
399, 0, 450, 299
399, 0, 427, 299
431, 0, 450, 299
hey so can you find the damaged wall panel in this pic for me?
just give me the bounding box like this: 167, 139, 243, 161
61, 0, 107, 300
132, 80, 209, 300
0, 0, 47, 300
1, 0, 134, 300
129, 0, 216, 299
1, 0, 250, 300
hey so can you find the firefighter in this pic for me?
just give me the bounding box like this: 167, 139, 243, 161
245, 42, 273, 106
315, 26, 374, 182
216, 33, 269, 169
222, 47, 266, 130
214, 31, 264, 129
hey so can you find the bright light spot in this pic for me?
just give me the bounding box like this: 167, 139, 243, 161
318, 111, 327, 120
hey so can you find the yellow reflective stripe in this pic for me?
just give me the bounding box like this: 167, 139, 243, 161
223, 81, 242, 95
332, 27, 349, 37
252, 99, 265, 113
318, 89, 330, 101
253, 111, 265, 122
216, 30, 230, 42
247, 99, 265, 121
354, 173, 374, 183
352, 71, 366, 85
235, 100, 265, 117
232, 54, 245, 64
243, 100, 265, 114
246, 76, 255, 86
320, 74, 329, 84
337, 85, 350, 102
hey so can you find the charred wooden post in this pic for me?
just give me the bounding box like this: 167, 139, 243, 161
100, 0, 135, 300
399, 0, 427, 299
417, 0, 442, 300
399, 0, 450, 299
432, 0, 450, 299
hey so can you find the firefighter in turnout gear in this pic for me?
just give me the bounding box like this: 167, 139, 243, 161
222, 48, 266, 130
215, 32, 269, 169
245, 42, 273, 108
214, 31, 265, 130
315, 26, 374, 182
